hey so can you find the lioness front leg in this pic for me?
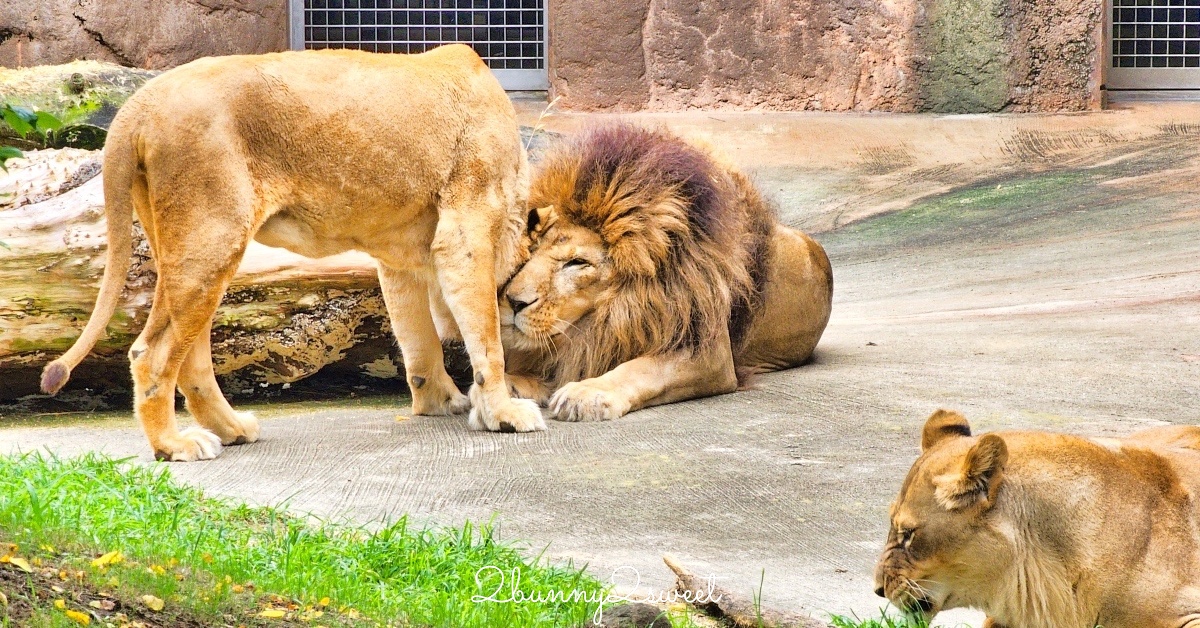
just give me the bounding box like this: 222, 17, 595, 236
431, 207, 545, 433
378, 265, 470, 415
549, 332, 738, 422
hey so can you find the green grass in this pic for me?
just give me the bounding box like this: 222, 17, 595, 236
830, 610, 930, 628
0, 451, 609, 627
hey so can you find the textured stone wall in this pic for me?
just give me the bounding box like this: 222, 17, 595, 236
550, 0, 1104, 112
2, 0, 1102, 112
0, 0, 288, 70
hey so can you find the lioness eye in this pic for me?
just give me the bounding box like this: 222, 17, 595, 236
563, 258, 591, 269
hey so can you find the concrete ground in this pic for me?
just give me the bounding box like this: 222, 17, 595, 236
4, 102, 1200, 626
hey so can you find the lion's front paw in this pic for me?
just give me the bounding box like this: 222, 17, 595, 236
467, 385, 546, 432
548, 380, 631, 422
507, 373, 551, 405
154, 427, 223, 462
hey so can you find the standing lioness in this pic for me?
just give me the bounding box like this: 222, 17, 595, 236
40, 45, 545, 461
875, 409, 1200, 628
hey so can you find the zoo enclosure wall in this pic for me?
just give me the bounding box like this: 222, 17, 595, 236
0, 0, 1108, 112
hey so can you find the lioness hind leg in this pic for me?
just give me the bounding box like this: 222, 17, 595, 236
130, 281, 228, 462
177, 320, 260, 446
377, 264, 470, 415
130, 195, 252, 461
429, 207, 544, 433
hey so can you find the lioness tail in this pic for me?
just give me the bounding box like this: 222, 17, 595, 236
40, 132, 138, 395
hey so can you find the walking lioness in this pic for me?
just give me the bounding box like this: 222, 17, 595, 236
40, 45, 545, 461
875, 409, 1200, 628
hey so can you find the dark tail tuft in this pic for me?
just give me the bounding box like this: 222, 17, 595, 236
40, 361, 70, 395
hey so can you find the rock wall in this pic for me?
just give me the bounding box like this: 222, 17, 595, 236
1, 0, 1102, 112
550, 0, 1104, 112
0, 0, 288, 70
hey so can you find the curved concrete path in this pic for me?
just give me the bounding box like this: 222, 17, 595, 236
4, 102, 1200, 626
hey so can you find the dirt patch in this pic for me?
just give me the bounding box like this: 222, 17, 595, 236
0, 560, 205, 627
0, 559, 311, 628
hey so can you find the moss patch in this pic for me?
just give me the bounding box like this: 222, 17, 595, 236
917, 0, 1011, 113
832, 170, 1094, 245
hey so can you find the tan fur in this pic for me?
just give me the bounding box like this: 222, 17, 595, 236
875, 410, 1200, 628
499, 125, 833, 421
40, 45, 545, 461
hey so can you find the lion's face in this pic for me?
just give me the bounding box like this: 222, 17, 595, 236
874, 410, 1010, 619
501, 208, 614, 349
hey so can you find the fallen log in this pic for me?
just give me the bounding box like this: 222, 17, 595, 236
663, 555, 832, 628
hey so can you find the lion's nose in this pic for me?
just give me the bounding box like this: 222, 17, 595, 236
508, 295, 538, 314
874, 585, 886, 598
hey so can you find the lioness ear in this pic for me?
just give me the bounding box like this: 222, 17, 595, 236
934, 434, 1008, 511
527, 205, 557, 236
922, 409, 972, 452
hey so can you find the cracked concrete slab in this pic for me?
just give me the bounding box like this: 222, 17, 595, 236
4, 103, 1200, 627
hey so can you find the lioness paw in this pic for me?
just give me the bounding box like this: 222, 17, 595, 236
155, 427, 223, 462
467, 385, 546, 432
549, 381, 631, 422
227, 411, 260, 445
412, 380, 471, 416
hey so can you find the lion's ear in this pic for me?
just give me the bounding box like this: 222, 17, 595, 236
527, 205, 557, 236
922, 409, 972, 452
934, 434, 1008, 511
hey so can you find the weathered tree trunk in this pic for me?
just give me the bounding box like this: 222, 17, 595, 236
0, 150, 472, 410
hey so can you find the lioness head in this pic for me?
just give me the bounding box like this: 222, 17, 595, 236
873, 409, 1010, 619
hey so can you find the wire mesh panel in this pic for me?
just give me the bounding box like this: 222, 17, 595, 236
289, 0, 547, 90
1109, 0, 1200, 89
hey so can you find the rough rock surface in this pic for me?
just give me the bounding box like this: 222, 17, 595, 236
1, 0, 1103, 113
547, 0, 652, 111
0, 0, 288, 70
641, 0, 920, 112
550, 0, 1103, 113
0, 62, 158, 131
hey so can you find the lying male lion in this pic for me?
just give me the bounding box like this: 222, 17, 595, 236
499, 124, 833, 421
40, 45, 545, 461
875, 409, 1200, 628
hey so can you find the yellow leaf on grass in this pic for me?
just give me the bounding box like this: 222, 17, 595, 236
92, 550, 123, 568
64, 609, 91, 625
54, 599, 66, 609
258, 609, 286, 618
140, 594, 165, 611
317, 597, 330, 607
0, 591, 7, 606
7, 557, 32, 572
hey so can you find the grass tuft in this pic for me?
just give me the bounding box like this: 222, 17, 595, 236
829, 610, 930, 628
0, 451, 607, 626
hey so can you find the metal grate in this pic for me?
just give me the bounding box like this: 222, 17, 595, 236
289, 0, 547, 90
1112, 0, 1200, 68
